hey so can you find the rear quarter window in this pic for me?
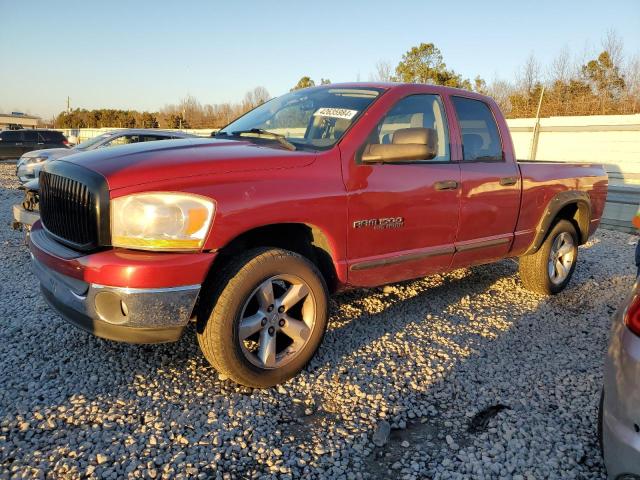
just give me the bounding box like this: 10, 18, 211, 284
40, 131, 65, 142
452, 96, 503, 161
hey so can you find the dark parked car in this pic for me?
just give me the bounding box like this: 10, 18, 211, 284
0, 129, 68, 160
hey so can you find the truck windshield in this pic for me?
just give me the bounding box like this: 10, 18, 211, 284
217, 87, 383, 150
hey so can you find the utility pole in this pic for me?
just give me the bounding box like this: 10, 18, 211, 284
67, 96, 70, 114
529, 86, 545, 161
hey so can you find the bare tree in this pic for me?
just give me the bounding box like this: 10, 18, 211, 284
548, 46, 572, 84
625, 53, 640, 111
243, 87, 271, 110
602, 29, 624, 70
485, 79, 514, 115
517, 53, 541, 93
370, 60, 393, 82
179, 95, 202, 126
252, 86, 271, 105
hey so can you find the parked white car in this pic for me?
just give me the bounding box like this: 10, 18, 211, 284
12, 129, 199, 229
15, 129, 196, 184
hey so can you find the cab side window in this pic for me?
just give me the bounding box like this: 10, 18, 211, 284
372, 94, 450, 162
452, 96, 503, 161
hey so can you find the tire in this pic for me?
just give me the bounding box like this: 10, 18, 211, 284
197, 247, 328, 388
518, 219, 579, 295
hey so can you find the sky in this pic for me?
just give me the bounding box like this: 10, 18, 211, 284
1, 0, 639, 119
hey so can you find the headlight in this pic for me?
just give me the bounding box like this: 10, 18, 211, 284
26, 156, 47, 164
111, 192, 215, 251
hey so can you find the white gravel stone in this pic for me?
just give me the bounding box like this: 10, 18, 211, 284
0, 162, 622, 478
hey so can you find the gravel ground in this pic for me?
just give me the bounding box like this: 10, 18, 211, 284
0, 161, 634, 479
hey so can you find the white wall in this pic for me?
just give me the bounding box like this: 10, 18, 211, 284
507, 114, 640, 186
506, 114, 640, 232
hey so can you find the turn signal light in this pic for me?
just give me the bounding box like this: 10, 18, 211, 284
624, 294, 640, 337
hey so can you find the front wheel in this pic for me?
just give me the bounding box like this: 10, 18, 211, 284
518, 219, 579, 295
197, 247, 328, 388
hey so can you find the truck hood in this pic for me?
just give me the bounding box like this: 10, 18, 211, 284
57, 138, 316, 191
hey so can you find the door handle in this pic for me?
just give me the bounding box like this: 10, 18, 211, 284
434, 180, 459, 191
499, 176, 518, 186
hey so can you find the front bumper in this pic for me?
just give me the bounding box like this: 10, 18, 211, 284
603, 300, 640, 478
29, 223, 216, 344
16, 161, 41, 184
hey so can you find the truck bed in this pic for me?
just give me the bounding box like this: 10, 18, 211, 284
512, 160, 608, 255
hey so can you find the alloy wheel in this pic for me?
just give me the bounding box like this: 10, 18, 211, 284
237, 274, 317, 369
547, 232, 576, 285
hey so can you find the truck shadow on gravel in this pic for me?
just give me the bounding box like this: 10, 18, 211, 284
1, 221, 630, 478
279, 240, 625, 478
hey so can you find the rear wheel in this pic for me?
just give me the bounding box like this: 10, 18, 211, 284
197, 247, 328, 388
519, 219, 578, 295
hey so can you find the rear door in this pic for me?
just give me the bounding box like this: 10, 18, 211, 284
346, 93, 461, 286
450, 96, 521, 268
21, 130, 38, 155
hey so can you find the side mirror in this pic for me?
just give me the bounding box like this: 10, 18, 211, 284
362, 127, 438, 163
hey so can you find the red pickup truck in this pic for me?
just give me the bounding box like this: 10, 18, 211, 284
29, 83, 608, 387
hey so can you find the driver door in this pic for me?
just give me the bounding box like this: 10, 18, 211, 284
345, 94, 461, 287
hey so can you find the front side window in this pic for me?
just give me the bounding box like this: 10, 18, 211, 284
452, 96, 503, 161
1, 131, 21, 142
366, 94, 450, 162
217, 87, 383, 151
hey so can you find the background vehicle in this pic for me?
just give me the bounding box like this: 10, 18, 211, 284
12, 129, 199, 230
16, 129, 197, 184
28, 83, 608, 387
0, 129, 68, 161
600, 280, 640, 478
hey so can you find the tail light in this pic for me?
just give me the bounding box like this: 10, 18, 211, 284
62, 139, 69, 146
624, 294, 640, 336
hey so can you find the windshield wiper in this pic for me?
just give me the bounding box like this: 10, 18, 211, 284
222, 128, 296, 151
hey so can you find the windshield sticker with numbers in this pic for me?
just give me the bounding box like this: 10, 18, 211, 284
313, 108, 359, 120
